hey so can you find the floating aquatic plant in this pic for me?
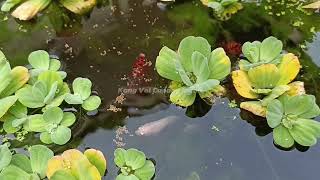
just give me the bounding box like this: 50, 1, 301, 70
1, 0, 97, 20
0, 145, 54, 179
232, 37, 304, 117
267, 95, 320, 148
65, 78, 102, 111
0, 50, 101, 145
156, 36, 231, 107
114, 148, 155, 180
46, 148, 107, 180
201, 0, 243, 21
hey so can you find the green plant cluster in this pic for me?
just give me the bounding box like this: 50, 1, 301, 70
230, 36, 320, 148
156, 36, 231, 107
114, 148, 156, 180
200, 0, 243, 20
156, 36, 320, 149
0, 50, 101, 145
0, 144, 108, 180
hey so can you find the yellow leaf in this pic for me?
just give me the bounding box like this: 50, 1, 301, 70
240, 101, 266, 117
303, 1, 320, 9
277, 53, 300, 85
285, 81, 306, 96
232, 70, 259, 99
0, 66, 30, 97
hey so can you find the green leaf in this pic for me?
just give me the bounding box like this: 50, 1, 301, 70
12, 117, 28, 128
82, 95, 101, 111
134, 160, 155, 180
155, 46, 182, 82
40, 132, 53, 144
124, 149, 146, 170
0, 96, 17, 119
23, 115, 46, 132
174, 59, 193, 86
10, 154, 32, 173
49, 59, 61, 71
1, 0, 24, 12
29, 145, 54, 179
0, 165, 31, 180
114, 148, 126, 167
38, 71, 63, 92
0, 145, 12, 171
43, 107, 64, 125
208, 48, 231, 80
8, 102, 27, 118
3, 114, 21, 133
191, 51, 210, 83
289, 123, 317, 147
261, 85, 290, 106
51, 126, 71, 145
64, 93, 84, 105
299, 96, 320, 119
28, 50, 50, 70
189, 79, 220, 92
283, 95, 314, 116
242, 41, 261, 63
273, 125, 294, 148
32, 81, 47, 101
50, 170, 76, 180
296, 119, 320, 138
260, 36, 283, 62
60, 112, 76, 127
73, 78, 92, 100
116, 174, 139, 180
170, 87, 196, 107
44, 81, 58, 104
16, 85, 45, 108
266, 99, 284, 128
178, 36, 211, 72
84, 149, 107, 176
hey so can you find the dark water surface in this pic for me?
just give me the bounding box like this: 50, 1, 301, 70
1, 0, 320, 179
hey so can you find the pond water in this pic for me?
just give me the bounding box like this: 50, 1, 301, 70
1, 0, 320, 179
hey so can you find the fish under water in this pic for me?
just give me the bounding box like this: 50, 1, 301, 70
135, 116, 178, 136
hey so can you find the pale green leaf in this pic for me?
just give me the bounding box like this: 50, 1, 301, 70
155, 46, 182, 82
191, 51, 210, 83
28, 50, 50, 70
51, 126, 71, 145
73, 77, 92, 100
29, 145, 54, 179
273, 125, 294, 148
82, 95, 101, 111
0, 145, 12, 171
60, 112, 76, 127
266, 99, 284, 128
43, 107, 64, 124
178, 36, 211, 72
134, 160, 155, 180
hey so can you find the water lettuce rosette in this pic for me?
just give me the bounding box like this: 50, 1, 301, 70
232, 37, 304, 117
46, 149, 107, 180
156, 36, 231, 107
200, 0, 243, 20
267, 95, 320, 148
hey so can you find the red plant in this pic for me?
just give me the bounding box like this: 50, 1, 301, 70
221, 41, 242, 56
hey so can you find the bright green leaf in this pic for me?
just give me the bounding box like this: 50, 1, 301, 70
82, 95, 101, 111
